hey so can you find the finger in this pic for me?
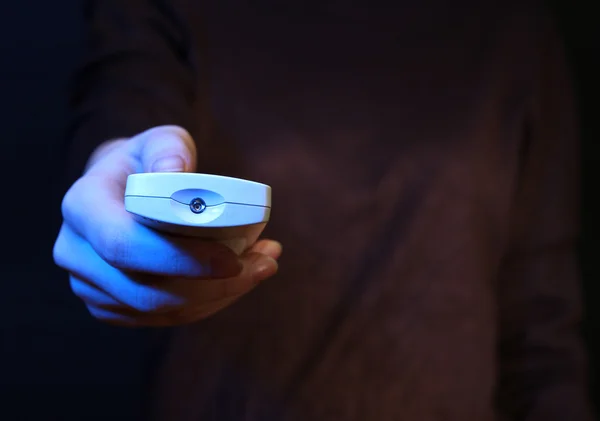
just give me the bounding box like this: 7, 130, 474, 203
74, 126, 196, 213
85, 295, 245, 328
60, 178, 243, 278
250, 240, 283, 260
86, 125, 197, 179
73, 275, 239, 327
70, 274, 126, 309
54, 225, 278, 315
127, 125, 197, 173
60, 125, 235, 277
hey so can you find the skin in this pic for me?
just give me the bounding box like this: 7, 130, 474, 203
53, 125, 282, 327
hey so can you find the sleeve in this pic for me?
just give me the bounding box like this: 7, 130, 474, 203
64, 0, 199, 176
493, 14, 594, 421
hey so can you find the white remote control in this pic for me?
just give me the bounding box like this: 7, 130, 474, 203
124, 173, 271, 254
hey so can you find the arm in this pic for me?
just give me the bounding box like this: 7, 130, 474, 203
65, 0, 199, 175
494, 16, 593, 421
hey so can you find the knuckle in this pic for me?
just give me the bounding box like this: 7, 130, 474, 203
52, 238, 65, 268
52, 229, 70, 269
60, 184, 78, 222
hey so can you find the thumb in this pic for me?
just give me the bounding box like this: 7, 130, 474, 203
129, 125, 197, 173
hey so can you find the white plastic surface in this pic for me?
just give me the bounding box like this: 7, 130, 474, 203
125, 196, 270, 228
124, 173, 272, 254
125, 172, 271, 207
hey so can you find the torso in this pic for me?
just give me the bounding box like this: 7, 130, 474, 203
149, 2, 547, 419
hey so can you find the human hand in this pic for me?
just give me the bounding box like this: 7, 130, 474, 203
53, 125, 281, 327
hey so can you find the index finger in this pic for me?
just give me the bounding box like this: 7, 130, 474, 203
62, 174, 242, 279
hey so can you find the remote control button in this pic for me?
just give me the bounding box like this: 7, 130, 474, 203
190, 198, 207, 214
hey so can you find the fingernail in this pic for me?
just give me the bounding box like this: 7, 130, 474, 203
209, 255, 243, 279
252, 256, 278, 284
152, 156, 185, 172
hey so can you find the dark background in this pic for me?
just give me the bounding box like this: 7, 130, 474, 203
0, 1, 597, 420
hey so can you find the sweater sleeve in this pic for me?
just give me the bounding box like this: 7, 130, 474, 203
65, 0, 199, 175
494, 14, 594, 421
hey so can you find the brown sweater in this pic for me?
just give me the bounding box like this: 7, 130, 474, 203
67, 0, 593, 420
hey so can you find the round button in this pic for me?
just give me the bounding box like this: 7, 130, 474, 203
189, 197, 207, 214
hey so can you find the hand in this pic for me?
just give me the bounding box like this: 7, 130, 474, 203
53, 125, 281, 327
